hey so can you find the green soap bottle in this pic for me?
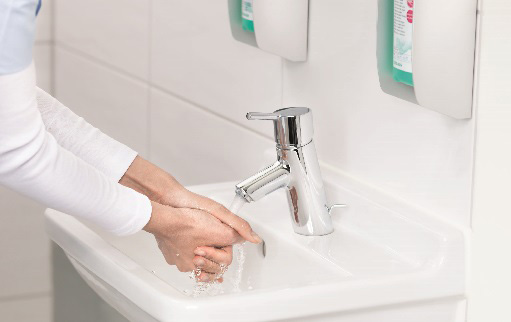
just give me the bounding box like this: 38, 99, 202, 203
393, 0, 414, 86
241, 0, 255, 32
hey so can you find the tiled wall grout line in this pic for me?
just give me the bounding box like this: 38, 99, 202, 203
55, 42, 147, 84
468, 1, 483, 229
149, 85, 274, 142
0, 291, 53, 303
54, 43, 274, 143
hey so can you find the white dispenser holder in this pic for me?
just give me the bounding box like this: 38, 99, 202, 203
228, 0, 309, 62
377, 0, 479, 119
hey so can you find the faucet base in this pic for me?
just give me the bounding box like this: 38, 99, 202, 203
282, 143, 333, 236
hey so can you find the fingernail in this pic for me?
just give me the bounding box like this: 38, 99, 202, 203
195, 258, 205, 267
251, 231, 263, 244
194, 249, 206, 256
201, 274, 210, 282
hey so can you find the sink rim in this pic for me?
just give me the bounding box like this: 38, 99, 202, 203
45, 181, 466, 322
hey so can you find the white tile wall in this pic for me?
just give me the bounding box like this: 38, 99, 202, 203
50, 0, 476, 227
469, 0, 511, 319
0, 296, 52, 322
150, 0, 280, 138
283, 0, 475, 226
54, 0, 150, 80
54, 48, 149, 156
150, 89, 274, 186
36, 0, 53, 43
0, 188, 50, 299
35, 0, 54, 93
34, 44, 53, 92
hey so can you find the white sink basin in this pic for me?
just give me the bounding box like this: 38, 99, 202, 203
45, 180, 466, 322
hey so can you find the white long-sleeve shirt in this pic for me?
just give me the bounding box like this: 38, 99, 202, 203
0, 63, 152, 235
0, 0, 152, 235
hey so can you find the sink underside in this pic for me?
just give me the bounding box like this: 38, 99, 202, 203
45, 181, 465, 322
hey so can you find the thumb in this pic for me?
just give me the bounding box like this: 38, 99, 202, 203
200, 196, 262, 244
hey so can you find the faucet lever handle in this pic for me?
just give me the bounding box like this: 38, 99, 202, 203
246, 107, 313, 148
246, 112, 280, 121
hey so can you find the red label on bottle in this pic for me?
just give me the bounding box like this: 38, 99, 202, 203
407, 0, 414, 8
407, 10, 414, 23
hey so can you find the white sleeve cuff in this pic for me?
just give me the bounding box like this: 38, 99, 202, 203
109, 191, 152, 236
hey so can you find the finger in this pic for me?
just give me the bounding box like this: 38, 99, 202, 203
197, 271, 217, 283
219, 226, 245, 246
194, 246, 233, 266
193, 256, 222, 274
197, 195, 262, 244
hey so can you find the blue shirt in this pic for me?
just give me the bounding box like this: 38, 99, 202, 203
0, 0, 41, 75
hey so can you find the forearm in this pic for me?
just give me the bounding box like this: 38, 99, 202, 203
36, 88, 137, 182
0, 64, 151, 235
36, 86, 185, 205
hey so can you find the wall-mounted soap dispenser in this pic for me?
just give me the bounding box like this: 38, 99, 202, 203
241, 0, 255, 32
228, 0, 309, 62
393, 0, 414, 86
378, 0, 479, 119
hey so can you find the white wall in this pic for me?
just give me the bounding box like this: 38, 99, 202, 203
52, 0, 475, 228
0, 1, 54, 321
53, 0, 278, 186
468, 0, 511, 320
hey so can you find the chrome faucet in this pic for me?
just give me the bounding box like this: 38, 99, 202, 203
235, 107, 334, 236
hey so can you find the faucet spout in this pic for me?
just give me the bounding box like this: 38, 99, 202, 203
235, 161, 290, 202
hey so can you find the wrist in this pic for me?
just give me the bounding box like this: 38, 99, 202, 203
120, 156, 183, 203
143, 201, 168, 235
144, 201, 187, 238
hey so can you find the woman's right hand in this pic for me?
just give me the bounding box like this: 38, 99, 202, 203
143, 202, 242, 282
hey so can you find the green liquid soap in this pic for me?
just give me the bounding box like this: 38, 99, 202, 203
241, 0, 255, 32
393, 0, 414, 86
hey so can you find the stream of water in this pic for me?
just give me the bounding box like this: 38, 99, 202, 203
186, 195, 248, 297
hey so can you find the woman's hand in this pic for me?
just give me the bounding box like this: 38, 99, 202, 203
120, 156, 261, 242
157, 187, 261, 243
144, 202, 240, 282
121, 156, 262, 282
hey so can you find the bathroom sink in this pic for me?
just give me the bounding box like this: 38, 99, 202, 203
45, 180, 465, 322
